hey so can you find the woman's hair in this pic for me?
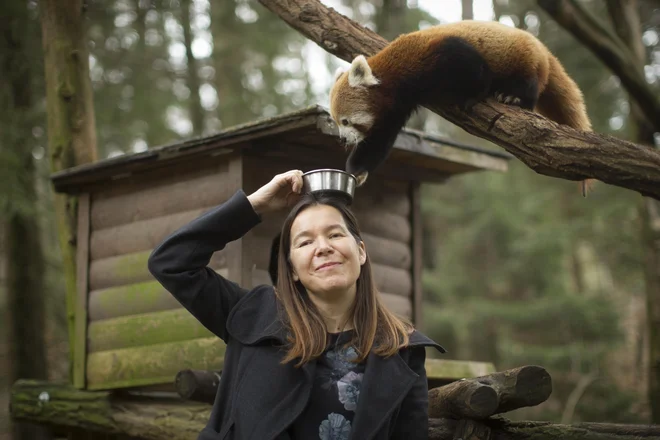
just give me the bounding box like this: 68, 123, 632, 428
274, 192, 414, 367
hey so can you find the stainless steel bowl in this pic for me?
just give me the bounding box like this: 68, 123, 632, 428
302, 169, 357, 204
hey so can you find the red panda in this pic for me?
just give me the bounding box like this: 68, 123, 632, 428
329, 20, 594, 195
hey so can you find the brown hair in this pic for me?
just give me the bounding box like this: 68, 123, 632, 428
274, 192, 413, 367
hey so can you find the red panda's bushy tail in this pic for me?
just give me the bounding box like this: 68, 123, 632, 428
537, 54, 595, 196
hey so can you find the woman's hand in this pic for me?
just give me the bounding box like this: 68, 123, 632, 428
247, 170, 304, 215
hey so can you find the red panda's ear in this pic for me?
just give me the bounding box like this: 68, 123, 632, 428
348, 55, 379, 87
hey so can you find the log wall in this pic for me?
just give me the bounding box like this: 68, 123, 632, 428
79, 153, 419, 391
82, 160, 238, 390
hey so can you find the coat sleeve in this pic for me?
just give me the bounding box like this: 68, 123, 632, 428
147, 190, 262, 342
390, 346, 430, 440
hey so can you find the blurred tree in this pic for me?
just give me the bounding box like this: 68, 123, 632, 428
1, 1, 51, 438
39, 0, 98, 390
180, 0, 205, 135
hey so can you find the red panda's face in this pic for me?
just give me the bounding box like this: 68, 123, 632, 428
329, 55, 380, 150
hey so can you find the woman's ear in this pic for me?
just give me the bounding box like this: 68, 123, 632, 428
358, 241, 367, 265
292, 271, 299, 281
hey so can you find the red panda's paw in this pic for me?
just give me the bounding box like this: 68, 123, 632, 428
495, 93, 522, 107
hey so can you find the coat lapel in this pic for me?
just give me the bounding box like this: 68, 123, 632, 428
349, 332, 445, 440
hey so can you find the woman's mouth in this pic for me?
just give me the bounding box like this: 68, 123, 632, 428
316, 262, 340, 271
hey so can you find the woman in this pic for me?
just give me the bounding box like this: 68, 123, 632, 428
148, 169, 445, 440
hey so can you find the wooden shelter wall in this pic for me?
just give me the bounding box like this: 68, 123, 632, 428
83, 159, 237, 390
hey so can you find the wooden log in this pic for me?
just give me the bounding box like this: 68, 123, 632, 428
355, 209, 411, 243
86, 337, 225, 390
380, 292, 412, 319
428, 418, 660, 440
88, 249, 226, 291
174, 370, 221, 404
90, 207, 215, 261
353, 187, 410, 217
362, 233, 411, 269
10, 379, 211, 440
452, 419, 491, 440
88, 280, 181, 321
90, 163, 230, 230
372, 263, 412, 297
11, 380, 660, 440
428, 365, 552, 420
88, 308, 215, 352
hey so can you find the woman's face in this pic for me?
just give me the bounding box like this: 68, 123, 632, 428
288, 204, 366, 298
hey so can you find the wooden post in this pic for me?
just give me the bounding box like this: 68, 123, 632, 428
39, 0, 98, 384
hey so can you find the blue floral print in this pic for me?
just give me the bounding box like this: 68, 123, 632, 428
337, 371, 363, 411
319, 413, 351, 440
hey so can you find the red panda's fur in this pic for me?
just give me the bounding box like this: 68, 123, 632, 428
330, 20, 594, 194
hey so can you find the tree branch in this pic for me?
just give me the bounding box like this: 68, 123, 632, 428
257, 0, 660, 200
537, 0, 660, 132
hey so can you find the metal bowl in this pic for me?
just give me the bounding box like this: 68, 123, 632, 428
302, 169, 357, 204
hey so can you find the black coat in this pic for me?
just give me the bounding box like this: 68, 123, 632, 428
147, 190, 446, 440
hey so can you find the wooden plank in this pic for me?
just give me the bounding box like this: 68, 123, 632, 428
372, 263, 412, 297
410, 181, 423, 328
90, 162, 230, 230
354, 209, 411, 243
380, 292, 412, 319
88, 270, 228, 321
74, 193, 91, 389
88, 249, 226, 291
225, 155, 245, 286
90, 206, 216, 261
86, 337, 226, 390
362, 233, 411, 269
88, 309, 215, 352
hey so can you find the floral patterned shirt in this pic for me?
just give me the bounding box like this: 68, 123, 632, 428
289, 330, 366, 440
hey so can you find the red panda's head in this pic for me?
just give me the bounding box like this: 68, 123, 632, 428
329, 55, 385, 186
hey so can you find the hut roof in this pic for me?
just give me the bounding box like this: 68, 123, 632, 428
51, 105, 511, 194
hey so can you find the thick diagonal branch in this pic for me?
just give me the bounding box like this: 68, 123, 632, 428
257, 0, 660, 200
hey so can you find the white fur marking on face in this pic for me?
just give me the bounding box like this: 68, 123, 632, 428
351, 112, 374, 128
338, 126, 365, 146
348, 55, 380, 88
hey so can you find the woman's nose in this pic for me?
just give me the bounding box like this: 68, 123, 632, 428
315, 238, 333, 254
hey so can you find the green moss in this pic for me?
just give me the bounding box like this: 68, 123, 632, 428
86, 337, 226, 390
88, 308, 214, 352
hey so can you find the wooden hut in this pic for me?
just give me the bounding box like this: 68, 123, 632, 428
50, 105, 509, 393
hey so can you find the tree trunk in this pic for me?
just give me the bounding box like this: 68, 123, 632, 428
39, 0, 98, 387
461, 0, 474, 21
2, 1, 51, 439
180, 0, 205, 135
255, 0, 660, 201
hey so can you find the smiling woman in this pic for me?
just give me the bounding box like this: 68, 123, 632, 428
148, 169, 445, 440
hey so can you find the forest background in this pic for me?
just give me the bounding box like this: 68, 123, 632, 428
1, 0, 659, 438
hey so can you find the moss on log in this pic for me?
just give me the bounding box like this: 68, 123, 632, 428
88, 308, 215, 352
12, 380, 660, 440
86, 337, 225, 390
10, 380, 209, 440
